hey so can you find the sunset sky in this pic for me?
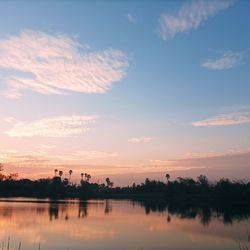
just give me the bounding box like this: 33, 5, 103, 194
0, 0, 250, 185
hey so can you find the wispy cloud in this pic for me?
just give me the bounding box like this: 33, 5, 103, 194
148, 159, 205, 171
38, 144, 56, 150
128, 137, 153, 144
0, 30, 128, 98
148, 148, 250, 179
202, 51, 246, 70
158, 0, 233, 40
67, 151, 118, 161
192, 111, 250, 127
5, 115, 96, 137
0, 149, 117, 167
3, 116, 15, 123
185, 148, 250, 159
2, 148, 250, 182
0, 149, 49, 166
126, 14, 136, 24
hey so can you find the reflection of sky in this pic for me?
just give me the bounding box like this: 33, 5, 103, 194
0, 199, 249, 250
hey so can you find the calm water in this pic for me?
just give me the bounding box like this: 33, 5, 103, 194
0, 198, 249, 250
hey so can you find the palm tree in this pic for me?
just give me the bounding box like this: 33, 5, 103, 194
84, 173, 91, 182
165, 173, 170, 183
59, 170, 63, 179
86, 174, 91, 182
54, 169, 58, 177
80, 173, 85, 185
106, 177, 113, 188
69, 170, 73, 180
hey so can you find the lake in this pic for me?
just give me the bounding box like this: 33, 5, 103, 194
0, 198, 249, 250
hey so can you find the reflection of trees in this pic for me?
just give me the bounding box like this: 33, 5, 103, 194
214, 204, 250, 225
167, 214, 171, 223
65, 213, 69, 220
136, 200, 250, 226
104, 200, 112, 214
36, 207, 46, 215
142, 201, 167, 215
199, 207, 212, 226
78, 202, 88, 218
49, 203, 59, 221
1, 207, 13, 218
47, 201, 90, 221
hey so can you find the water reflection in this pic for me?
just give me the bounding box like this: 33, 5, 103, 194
78, 201, 88, 218
0, 198, 249, 250
137, 200, 250, 226
49, 203, 59, 221
104, 199, 112, 214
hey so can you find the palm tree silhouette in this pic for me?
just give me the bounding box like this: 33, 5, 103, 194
59, 170, 63, 179
69, 170, 73, 180
165, 173, 170, 183
80, 173, 84, 184
106, 177, 113, 188
85, 173, 91, 182
54, 169, 58, 177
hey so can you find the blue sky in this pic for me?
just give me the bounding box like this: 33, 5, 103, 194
0, 0, 250, 184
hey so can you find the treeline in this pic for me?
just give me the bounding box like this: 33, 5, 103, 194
0, 165, 250, 200
107, 175, 250, 202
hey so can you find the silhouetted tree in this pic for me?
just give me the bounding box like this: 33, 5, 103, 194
84, 173, 91, 183
54, 169, 58, 177
197, 175, 208, 186
63, 178, 69, 186
59, 170, 63, 179
69, 170, 73, 181
106, 178, 114, 188
0, 168, 249, 206
80, 173, 84, 185
165, 173, 170, 183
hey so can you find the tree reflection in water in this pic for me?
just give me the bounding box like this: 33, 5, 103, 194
0, 199, 249, 250
137, 199, 250, 226
78, 201, 88, 218
0, 199, 248, 227
49, 203, 59, 221
104, 199, 112, 214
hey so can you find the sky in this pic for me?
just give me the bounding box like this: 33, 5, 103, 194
0, 0, 250, 185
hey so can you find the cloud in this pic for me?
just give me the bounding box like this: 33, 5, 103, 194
5, 115, 96, 137
0, 30, 128, 98
38, 144, 56, 150
0, 149, 49, 165
126, 14, 136, 24
0, 149, 117, 166
192, 111, 250, 127
202, 51, 246, 70
128, 137, 153, 144
2, 148, 250, 183
59, 151, 118, 162
185, 148, 250, 159
148, 159, 204, 171
3, 116, 15, 123
148, 148, 250, 176
158, 0, 233, 40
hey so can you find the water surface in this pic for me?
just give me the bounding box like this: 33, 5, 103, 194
0, 198, 249, 250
